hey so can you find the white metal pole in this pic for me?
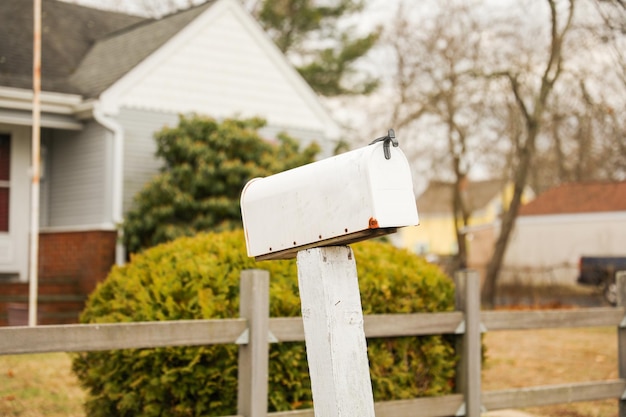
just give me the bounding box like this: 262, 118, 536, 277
28, 0, 42, 327
297, 246, 376, 417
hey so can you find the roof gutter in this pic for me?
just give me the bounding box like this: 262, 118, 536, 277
92, 101, 125, 266
0, 86, 84, 130
0, 86, 82, 113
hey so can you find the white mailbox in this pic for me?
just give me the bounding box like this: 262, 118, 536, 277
240, 134, 419, 260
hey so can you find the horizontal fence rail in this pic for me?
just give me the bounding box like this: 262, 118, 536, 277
0, 319, 247, 354
2, 269, 626, 417
1, 308, 622, 355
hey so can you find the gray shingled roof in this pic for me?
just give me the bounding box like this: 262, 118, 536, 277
69, 2, 214, 97
417, 179, 506, 214
0, 0, 213, 97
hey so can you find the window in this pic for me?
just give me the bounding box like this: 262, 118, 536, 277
0, 134, 10, 232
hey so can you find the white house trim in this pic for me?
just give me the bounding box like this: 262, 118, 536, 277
0, 87, 84, 130
93, 102, 125, 265
225, 0, 340, 138
39, 224, 117, 233
0, 124, 31, 281
0, 86, 83, 115
0, 110, 82, 130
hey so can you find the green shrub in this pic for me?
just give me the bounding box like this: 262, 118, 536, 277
73, 230, 456, 416
122, 114, 319, 254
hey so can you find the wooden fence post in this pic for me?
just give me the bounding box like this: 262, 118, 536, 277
238, 269, 270, 417
616, 271, 626, 417
454, 270, 482, 417
297, 246, 376, 417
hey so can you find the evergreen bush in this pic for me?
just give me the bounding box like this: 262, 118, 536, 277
122, 115, 319, 254
73, 230, 456, 416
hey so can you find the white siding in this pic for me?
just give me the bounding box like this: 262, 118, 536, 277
258, 125, 333, 158
47, 122, 113, 227
116, 108, 179, 213
114, 1, 336, 139
116, 107, 330, 214
503, 212, 626, 284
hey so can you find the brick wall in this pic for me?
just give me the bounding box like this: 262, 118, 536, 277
39, 230, 117, 295
0, 231, 117, 325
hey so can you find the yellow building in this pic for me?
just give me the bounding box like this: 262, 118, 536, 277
399, 179, 526, 258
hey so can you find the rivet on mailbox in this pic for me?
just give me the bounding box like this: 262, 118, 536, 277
240, 129, 419, 261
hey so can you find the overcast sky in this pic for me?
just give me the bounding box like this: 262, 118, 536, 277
62, 0, 402, 20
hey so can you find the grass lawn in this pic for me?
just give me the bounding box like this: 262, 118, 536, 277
482, 326, 618, 417
0, 326, 619, 417
0, 352, 85, 417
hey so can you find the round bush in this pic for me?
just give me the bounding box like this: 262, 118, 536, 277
72, 229, 456, 416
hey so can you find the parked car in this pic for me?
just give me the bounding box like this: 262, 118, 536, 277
577, 256, 626, 305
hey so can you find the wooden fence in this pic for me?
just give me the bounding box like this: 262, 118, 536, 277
1, 269, 626, 417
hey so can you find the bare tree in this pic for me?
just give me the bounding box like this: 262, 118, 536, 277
481, 0, 575, 307
532, 78, 626, 192
368, 0, 583, 305
372, 0, 505, 270
592, 0, 626, 86
526, 0, 626, 192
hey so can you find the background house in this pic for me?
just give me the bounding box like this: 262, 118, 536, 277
498, 181, 626, 286
400, 179, 512, 257
0, 0, 339, 324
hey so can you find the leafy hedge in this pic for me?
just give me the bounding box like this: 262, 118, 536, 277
122, 114, 319, 254
72, 230, 456, 416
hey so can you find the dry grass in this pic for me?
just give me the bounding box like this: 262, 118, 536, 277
483, 327, 619, 417
0, 352, 85, 417
0, 325, 620, 417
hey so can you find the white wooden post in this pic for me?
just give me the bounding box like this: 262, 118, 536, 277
238, 270, 270, 417
297, 246, 376, 417
616, 271, 626, 417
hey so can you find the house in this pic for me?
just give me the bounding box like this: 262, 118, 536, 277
0, 0, 339, 324
400, 179, 513, 256
500, 181, 626, 286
